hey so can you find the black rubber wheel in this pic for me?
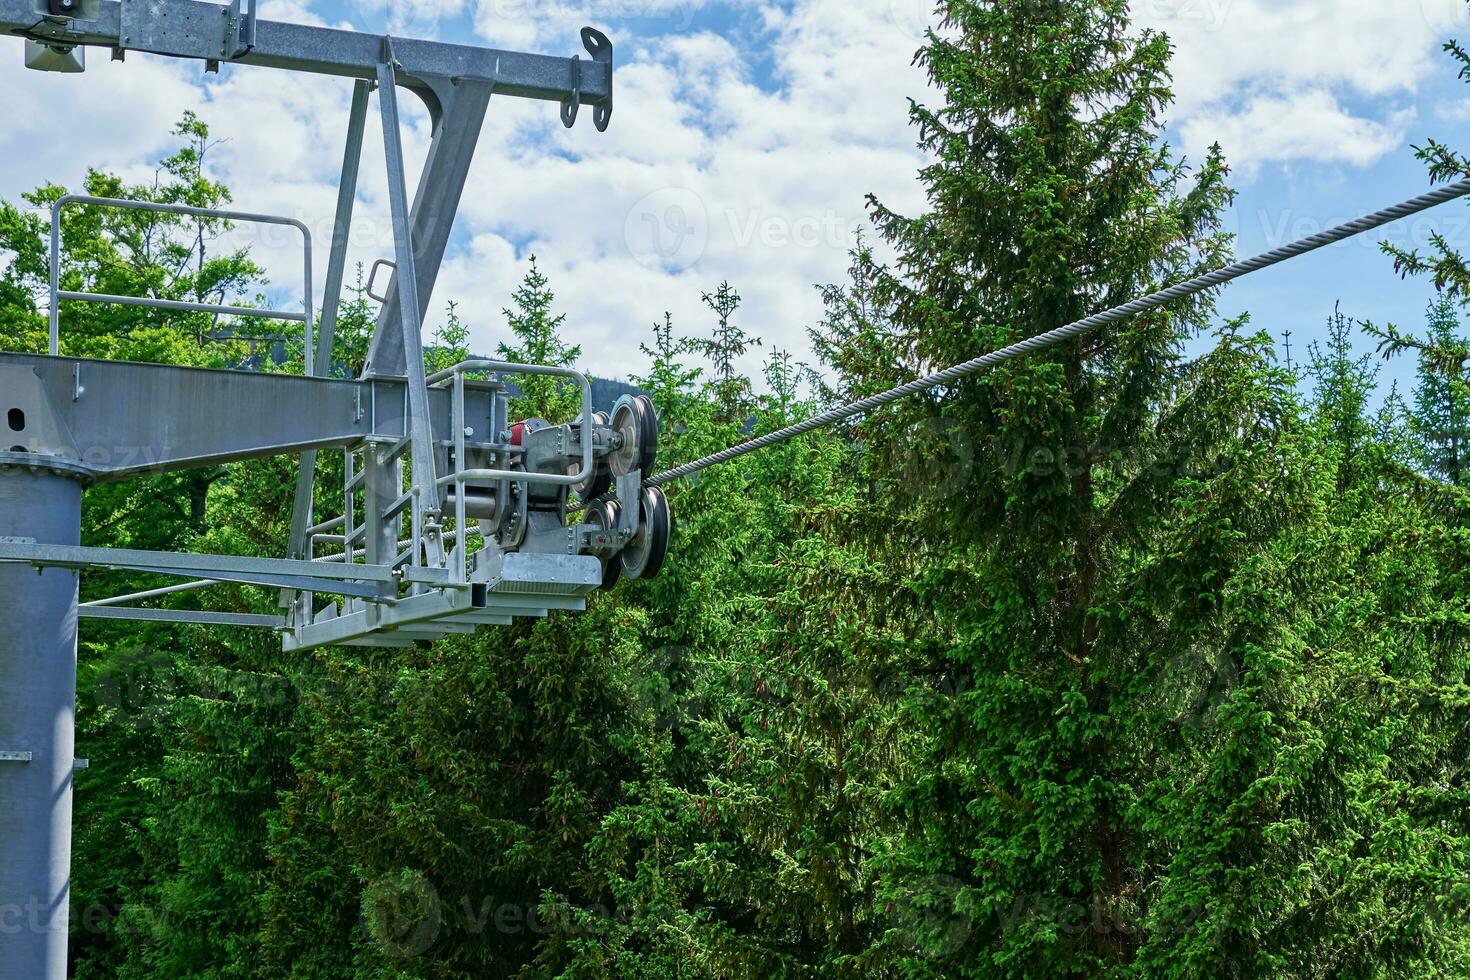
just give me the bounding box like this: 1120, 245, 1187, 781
620, 487, 670, 581
608, 397, 642, 478
634, 395, 659, 473
589, 499, 623, 590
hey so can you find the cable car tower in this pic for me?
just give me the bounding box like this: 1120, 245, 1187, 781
8, 4, 1468, 979
0, 4, 669, 975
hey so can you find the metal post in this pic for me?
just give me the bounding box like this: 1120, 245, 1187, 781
315, 79, 372, 375
376, 54, 444, 567
0, 463, 84, 980
363, 78, 493, 379
363, 442, 401, 599
288, 78, 371, 561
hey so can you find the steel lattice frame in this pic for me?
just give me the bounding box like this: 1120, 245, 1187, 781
0, 6, 628, 977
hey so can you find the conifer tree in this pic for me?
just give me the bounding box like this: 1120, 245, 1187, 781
31, 16, 1470, 979
498, 256, 583, 419
1308, 305, 1379, 490
1412, 299, 1470, 485
694, 281, 760, 422
846, 1, 1325, 973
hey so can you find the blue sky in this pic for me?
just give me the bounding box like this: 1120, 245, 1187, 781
1215, 65, 1468, 397
4, 0, 1468, 399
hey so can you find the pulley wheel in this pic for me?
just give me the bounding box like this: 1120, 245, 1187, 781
608, 396, 642, 478
587, 498, 623, 590
571, 410, 612, 501
635, 394, 659, 473
620, 486, 671, 581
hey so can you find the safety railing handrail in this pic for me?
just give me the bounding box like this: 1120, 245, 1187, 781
428, 359, 596, 490
49, 194, 314, 370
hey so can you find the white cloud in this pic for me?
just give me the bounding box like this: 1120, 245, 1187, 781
349, 0, 468, 38
471, 0, 712, 51
1137, 0, 1454, 171
3, 0, 1462, 384
1180, 90, 1412, 173
436, 0, 930, 380
0, 52, 196, 194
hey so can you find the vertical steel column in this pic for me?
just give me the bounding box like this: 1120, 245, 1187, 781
288, 79, 372, 562
0, 464, 84, 980
362, 442, 402, 599
376, 55, 445, 568
362, 79, 493, 380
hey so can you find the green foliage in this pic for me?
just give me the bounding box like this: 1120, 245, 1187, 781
35, 8, 1470, 979
0, 111, 266, 363
692, 281, 760, 422
498, 255, 583, 420
1309, 305, 1380, 489
1411, 300, 1470, 485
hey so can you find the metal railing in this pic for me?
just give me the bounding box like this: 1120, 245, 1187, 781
430, 359, 595, 581
49, 194, 314, 368
428, 359, 595, 489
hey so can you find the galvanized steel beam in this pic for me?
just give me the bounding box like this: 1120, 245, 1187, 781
289, 78, 371, 560
363, 77, 492, 379
78, 606, 286, 628
0, 0, 611, 109
0, 354, 501, 481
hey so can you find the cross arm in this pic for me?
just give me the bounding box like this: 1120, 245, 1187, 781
1, 0, 610, 108
0, 354, 498, 481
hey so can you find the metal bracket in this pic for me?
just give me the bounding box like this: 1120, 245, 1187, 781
118, 0, 253, 60
119, 0, 223, 56
559, 29, 612, 130
366, 259, 397, 304
581, 27, 613, 132
0, 751, 32, 763
225, 0, 255, 58
560, 54, 581, 128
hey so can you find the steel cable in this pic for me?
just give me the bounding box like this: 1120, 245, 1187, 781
645, 178, 1470, 488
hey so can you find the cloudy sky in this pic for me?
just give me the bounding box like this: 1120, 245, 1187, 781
7, 0, 1470, 393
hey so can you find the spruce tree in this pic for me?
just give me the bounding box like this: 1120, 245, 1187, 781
1412, 299, 1470, 485
498, 256, 583, 419
846, 1, 1315, 973
694, 281, 760, 423
1307, 305, 1378, 490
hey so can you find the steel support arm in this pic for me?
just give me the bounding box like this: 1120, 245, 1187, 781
289, 79, 370, 559
364, 78, 493, 379
0, 354, 500, 481
0, 540, 454, 589
1, 0, 611, 110
79, 606, 287, 628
